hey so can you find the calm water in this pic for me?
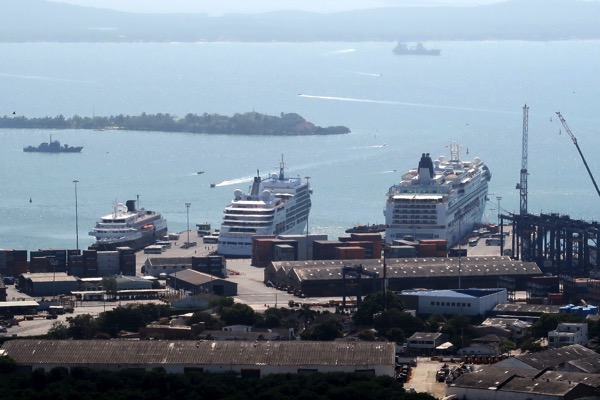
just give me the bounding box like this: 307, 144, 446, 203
1, 41, 600, 252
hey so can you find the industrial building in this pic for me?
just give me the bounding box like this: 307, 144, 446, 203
447, 365, 600, 399
448, 345, 600, 399
143, 255, 227, 278
399, 288, 508, 317
495, 344, 600, 373
168, 269, 237, 296
266, 256, 542, 298
16, 272, 79, 297
1, 340, 395, 377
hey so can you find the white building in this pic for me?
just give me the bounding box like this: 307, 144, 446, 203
406, 332, 447, 353
400, 288, 508, 316
548, 322, 588, 349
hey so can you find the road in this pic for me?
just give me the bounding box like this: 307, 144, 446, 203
406, 357, 449, 399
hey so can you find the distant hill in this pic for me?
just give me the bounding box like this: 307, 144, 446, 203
3, 0, 600, 42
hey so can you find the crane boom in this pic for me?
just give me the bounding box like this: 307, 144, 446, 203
555, 111, 600, 199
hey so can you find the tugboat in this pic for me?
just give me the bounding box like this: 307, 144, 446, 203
23, 135, 83, 153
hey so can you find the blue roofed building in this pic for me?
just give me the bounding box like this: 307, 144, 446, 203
399, 288, 508, 316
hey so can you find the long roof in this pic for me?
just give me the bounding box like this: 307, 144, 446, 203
511, 344, 600, 370
273, 257, 541, 282
449, 366, 592, 396
169, 269, 232, 286
1, 340, 394, 367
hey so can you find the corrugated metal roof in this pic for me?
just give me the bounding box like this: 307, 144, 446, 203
275, 257, 541, 282
2, 340, 394, 367
21, 272, 78, 283
147, 257, 192, 266
169, 269, 230, 286
512, 344, 599, 370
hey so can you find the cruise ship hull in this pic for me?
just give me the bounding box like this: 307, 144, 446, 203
217, 223, 306, 257
384, 145, 491, 248
89, 199, 168, 252
90, 226, 168, 251
216, 159, 311, 257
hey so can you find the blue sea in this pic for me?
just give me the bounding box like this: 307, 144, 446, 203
1, 40, 600, 252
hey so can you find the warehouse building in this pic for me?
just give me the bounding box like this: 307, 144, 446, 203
16, 272, 79, 297
1, 340, 395, 377
447, 365, 600, 399
143, 255, 227, 278
168, 269, 237, 296
266, 257, 542, 298
399, 288, 508, 317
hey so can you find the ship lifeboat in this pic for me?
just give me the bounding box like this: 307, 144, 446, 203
143, 224, 154, 230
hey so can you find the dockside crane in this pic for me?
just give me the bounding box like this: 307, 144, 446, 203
516, 104, 529, 215
555, 112, 600, 199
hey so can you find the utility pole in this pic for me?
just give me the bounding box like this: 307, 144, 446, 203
496, 196, 502, 226
73, 180, 79, 250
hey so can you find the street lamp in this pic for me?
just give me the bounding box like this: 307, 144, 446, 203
73, 179, 79, 250
305, 176, 311, 260
496, 196, 502, 226
185, 202, 191, 246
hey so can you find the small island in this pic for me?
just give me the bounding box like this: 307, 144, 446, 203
0, 112, 350, 136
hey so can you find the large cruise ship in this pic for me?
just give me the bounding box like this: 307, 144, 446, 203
89, 199, 168, 251
384, 143, 491, 248
216, 159, 312, 257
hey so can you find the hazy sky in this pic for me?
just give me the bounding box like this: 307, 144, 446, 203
48, 0, 504, 16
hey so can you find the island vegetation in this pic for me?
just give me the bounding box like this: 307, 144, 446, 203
2, 0, 600, 43
0, 112, 350, 136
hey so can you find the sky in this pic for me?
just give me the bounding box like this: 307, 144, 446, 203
48, 0, 504, 16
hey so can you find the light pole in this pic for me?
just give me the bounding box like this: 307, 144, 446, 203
73, 179, 79, 251
185, 202, 191, 246
496, 196, 502, 226
305, 176, 310, 260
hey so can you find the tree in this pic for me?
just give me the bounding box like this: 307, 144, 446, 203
47, 321, 70, 339
529, 313, 585, 339
353, 291, 404, 326
187, 311, 222, 330
220, 303, 256, 326
499, 339, 516, 356
208, 296, 234, 309
66, 314, 98, 339
373, 308, 423, 339
101, 276, 118, 300
301, 320, 343, 341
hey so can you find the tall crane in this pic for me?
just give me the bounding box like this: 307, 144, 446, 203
517, 104, 529, 215
555, 112, 600, 199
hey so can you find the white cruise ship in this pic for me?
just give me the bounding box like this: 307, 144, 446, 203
216, 159, 312, 257
384, 143, 491, 247
89, 199, 168, 251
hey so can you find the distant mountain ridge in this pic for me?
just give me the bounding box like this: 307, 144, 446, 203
3, 0, 600, 42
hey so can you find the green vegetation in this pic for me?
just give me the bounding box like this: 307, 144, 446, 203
0, 362, 432, 400
0, 112, 350, 136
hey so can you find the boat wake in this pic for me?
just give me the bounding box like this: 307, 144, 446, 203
349, 71, 382, 77
213, 176, 254, 187
298, 94, 519, 114
325, 49, 356, 55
